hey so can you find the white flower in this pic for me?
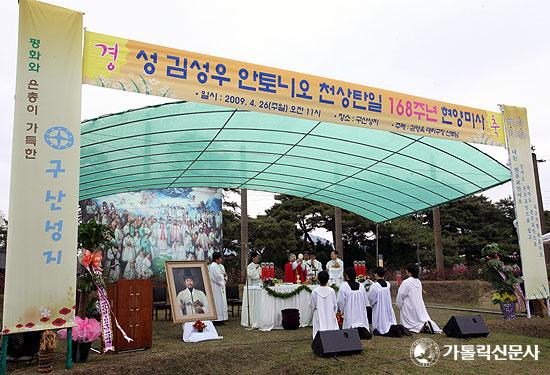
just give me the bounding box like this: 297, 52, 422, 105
39, 307, 51, 318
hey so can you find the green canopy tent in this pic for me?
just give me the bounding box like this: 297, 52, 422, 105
80, 101, 510, 223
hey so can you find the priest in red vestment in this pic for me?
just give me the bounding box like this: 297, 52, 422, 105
284, 253, 298, 283
284, 253, 308, 283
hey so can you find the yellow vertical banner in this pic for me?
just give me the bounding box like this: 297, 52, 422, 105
2, 0, 83, 334
503, 105, 549, 300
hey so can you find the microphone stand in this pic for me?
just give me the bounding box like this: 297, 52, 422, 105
245, 264, 253, 330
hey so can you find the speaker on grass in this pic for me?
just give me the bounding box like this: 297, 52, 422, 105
312, 329, 363, 357
443, 315, 490, 338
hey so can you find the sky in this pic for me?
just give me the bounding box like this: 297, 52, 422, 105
1, 0, 549, 234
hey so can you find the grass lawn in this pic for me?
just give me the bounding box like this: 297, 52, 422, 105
9, 306, 549, 374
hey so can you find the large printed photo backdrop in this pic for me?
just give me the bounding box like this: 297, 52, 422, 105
80, 188, 222, 281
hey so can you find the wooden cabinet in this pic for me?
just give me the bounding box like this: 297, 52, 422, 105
107, 279, 153, 352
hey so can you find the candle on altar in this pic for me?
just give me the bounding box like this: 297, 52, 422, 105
269, 262, 274, 278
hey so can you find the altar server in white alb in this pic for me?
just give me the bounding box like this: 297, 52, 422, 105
368, 267, 397, 335
325, 250, 344, 285
337, 267, 371, 339
247, 252, 262, 286
396, 264, 441, 333
209, 252, 228, 323
310, 271, 339, 339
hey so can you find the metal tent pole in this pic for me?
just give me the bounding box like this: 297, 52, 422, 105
375, 224, 379, 267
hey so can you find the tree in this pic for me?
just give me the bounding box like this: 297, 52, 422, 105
419, 196, 516, 268
77, 220, 114, 252
249, 213, 299, 267
377, 213, 433, 269
222, 191, 524, 274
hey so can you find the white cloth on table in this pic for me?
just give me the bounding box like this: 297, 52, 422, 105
209, 262, 228, 322
337, 281, 370, 330
368, 280, 396, 335
310, 286, 339, 339
247, 262, 261, 286
182, 321, 222, 342
241, 285, 318, 331
326, 258, 344, 285
396, 277, 441, 333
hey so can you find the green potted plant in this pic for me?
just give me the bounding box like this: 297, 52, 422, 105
480, 243, 522, 320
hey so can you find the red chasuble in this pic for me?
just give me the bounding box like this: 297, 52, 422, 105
284, 262, 306, 283
284, 262, 294, 283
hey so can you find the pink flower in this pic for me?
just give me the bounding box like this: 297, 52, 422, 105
82, 317, 101, 343
58, 317, 101, 343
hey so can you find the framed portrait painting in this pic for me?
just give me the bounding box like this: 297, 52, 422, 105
165, 261, 217, 323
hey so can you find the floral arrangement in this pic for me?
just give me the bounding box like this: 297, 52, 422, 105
262, 278, 280, 287
58, 316, 102, 343
480, 243, 522, 294
356, 275, 366, 283
480, 243, 525, 310
193, 320, 206, 332
491, 292, 517, 305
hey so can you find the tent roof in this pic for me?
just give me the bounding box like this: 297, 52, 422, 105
80, 101, 510, 223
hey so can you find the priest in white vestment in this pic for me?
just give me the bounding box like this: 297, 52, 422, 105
305, 253, 323, 281
310, 271, 339, 339
368, 267, 397, 335
325, 250, 344, 285
209, 252, 229, 322
247, 252, 262, 287
396, 265, 441, 333
337, 267, 370, 331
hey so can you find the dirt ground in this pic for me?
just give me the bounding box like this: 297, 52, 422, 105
7, 304, 550, 375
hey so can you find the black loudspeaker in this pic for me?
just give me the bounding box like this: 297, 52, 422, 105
443, 315, 490, 338
312, 329, 363, 357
